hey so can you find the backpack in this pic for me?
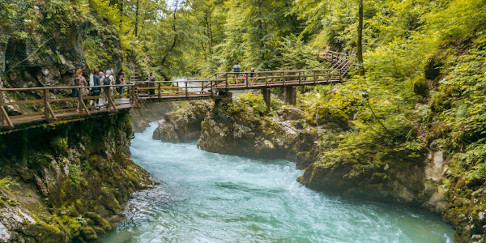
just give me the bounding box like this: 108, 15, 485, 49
103, 76, 111, 85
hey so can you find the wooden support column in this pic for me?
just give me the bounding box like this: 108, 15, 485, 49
0, 89, 13, 127
261, 88, 271, 111
284, 86, 296, 106
185, 82, 188, 97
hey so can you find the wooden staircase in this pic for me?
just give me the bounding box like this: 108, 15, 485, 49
317, 50, 355, 78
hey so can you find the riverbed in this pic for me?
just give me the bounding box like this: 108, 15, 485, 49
102, 123, 454, 242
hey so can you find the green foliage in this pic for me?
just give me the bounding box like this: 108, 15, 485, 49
275, 35, 327, 70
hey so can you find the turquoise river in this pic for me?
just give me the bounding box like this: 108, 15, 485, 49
102, 123, 454, 242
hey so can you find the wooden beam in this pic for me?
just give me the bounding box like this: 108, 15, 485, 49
43, 89, 57, 121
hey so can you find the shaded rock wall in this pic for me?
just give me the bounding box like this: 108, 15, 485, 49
0, 111, 152, 242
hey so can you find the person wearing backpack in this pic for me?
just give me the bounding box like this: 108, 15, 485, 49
90, 70, 101, 109
233, 62, 241, 84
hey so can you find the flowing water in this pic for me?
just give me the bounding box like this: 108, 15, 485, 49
102, 123, 454, 243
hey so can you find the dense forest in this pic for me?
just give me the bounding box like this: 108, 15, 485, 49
1, 0, 486, 241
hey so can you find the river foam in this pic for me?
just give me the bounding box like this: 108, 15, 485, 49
102, 123, 454, 242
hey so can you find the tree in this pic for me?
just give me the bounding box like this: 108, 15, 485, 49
357, 0, 364, 76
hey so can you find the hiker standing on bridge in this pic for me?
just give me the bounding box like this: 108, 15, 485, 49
100, 71, 109, 106
148, 72, 156, 95
250, 68, 255, 85
90, 70, 101, 109
74, 68, 87, 112
233, 62, 241, 84
106, 70, 115, 96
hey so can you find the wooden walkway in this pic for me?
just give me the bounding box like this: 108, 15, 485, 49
1, 52, 352, 129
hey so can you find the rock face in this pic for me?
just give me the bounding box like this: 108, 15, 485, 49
152, 96, 319, 168
297, 149, 448, 212
1, 1, 122, 113
198, 99, 302, 160
0, 111, 152, 242
152, 101, 212, 143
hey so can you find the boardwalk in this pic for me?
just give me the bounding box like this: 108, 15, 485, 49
1, 51, 351, 129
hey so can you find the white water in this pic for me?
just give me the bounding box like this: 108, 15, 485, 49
102, 123, 454, 242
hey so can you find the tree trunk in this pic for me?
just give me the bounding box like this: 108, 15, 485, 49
135, 0, 140, 37
357, 0, 365, 76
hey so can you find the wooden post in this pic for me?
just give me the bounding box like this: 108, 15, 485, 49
158, 83, 161, 99
106, 86, 117, 112
210, 81, 214, 97
0, 89, 13, 127
201, 81, 204, 95
245, 74, 249, 88
185, 81, 188, 97
299, 71, 301, 85
265, 73, 268, 87
284, 86, 297, 106
78, 88, 90, 115
225, 74, 228, 90
43, 88, 56, 121
261, 88, 271, 111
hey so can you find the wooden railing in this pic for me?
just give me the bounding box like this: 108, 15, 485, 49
133, 69, 343, 100
1, 67, 349, 128
0, 84, 138, 128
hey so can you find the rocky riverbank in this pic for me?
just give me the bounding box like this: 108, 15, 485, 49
0, 111, 152, 242
151, 93, 484, 241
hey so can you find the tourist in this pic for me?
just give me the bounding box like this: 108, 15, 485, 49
106, 69, 116, 96
91, 70, 101, 109
233, 62, 241, 84
148, 72, 156, 95
100, 71, 108, 106
119, 71, 126, 95
250, 68, 255, 85
242, 72, 248, 86
74, 68, 87, 112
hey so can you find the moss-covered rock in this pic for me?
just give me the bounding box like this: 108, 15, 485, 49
0, 111, 153, 242
152, 101, 213, 143
413, 77, 429, 97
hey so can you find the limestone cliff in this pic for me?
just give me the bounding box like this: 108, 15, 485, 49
0, 111, 152, 242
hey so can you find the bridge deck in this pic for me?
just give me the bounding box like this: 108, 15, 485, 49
1, 62, 352, 129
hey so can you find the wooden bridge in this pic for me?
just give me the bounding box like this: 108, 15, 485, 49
0, 51, 352, 130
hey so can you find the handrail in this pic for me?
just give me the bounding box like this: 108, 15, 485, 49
1, 67, 351, 129
0, 84, 135, 92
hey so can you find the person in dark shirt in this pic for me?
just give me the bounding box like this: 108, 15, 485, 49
148, 72, 156, 95
91, 70, 101, 108
233, 62, 241, 84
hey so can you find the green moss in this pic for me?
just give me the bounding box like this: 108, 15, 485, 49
50, 137, 69, 157
81, 226, 98, 240
413, 77, 429, 97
